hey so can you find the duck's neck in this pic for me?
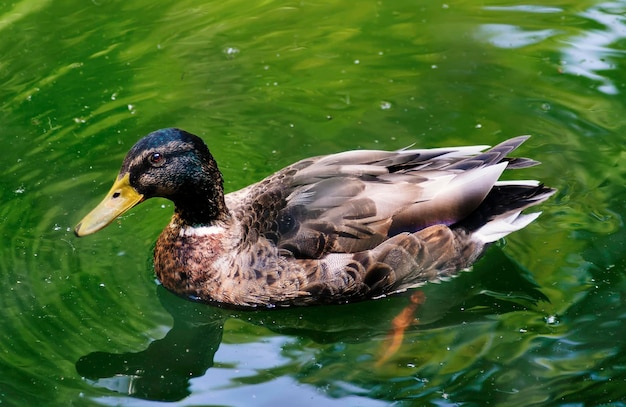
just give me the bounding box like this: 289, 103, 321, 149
171, 177, 231, 227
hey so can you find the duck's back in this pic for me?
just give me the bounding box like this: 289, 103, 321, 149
207, 137, 554, 306
227, 137, 549, 257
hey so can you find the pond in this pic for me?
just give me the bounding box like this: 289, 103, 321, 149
1, 0, 624, 405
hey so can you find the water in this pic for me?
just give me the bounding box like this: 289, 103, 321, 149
1, 0, 625, 405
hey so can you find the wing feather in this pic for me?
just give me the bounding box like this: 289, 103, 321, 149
227, 137, 538, 259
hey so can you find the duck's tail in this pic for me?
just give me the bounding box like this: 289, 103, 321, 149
456, 182, 556, 243
351, 182, 555, 298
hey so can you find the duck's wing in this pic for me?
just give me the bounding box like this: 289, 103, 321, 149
227, 136, 539, 259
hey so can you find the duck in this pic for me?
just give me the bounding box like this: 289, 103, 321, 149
75, 128, 554, 308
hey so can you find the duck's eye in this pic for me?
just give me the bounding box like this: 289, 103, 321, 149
148, 152, 165, 166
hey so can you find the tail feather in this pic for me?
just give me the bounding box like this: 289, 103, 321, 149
473, 211, 541, 244
456, 183, 555, 242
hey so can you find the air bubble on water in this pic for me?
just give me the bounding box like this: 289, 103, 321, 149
545, 315, 560, 325
223, 46, 240, 59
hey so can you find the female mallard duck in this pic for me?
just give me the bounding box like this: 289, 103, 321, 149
75, 129, 554, 308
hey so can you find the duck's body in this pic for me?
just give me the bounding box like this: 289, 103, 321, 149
75, 129, 554, 308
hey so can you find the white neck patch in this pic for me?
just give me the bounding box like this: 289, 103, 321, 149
178, 225, 226, 237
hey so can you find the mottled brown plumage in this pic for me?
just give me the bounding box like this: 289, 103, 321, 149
75, 128, 555, 308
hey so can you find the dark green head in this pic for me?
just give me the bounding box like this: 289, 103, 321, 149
75, 128, 228, 236
121, 128, 222, 200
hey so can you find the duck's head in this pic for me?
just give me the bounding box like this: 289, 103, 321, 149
75, 128, 227, 237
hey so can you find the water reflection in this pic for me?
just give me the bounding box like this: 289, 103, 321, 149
480, 2, 626, 96
75, 248, 549, 403
559, 2, 626, 95
77, 291, 225, 401
77, 286, 405, 402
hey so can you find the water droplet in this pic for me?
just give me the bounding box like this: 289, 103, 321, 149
380, 101, 392, 110
475, 123, 482, 128
14, 186, 25, 194
545, 315, 559, 325
223, 46, 240, 59
354, 59, 360, 64
541, 103, 551, 111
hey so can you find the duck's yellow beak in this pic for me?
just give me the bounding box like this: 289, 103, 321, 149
74, 173, 144, 237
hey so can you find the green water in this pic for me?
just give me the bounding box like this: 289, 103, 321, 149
1, 0, 625, 405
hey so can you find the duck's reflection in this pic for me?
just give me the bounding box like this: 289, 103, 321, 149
76, 290, 226, 401
75, 285, 414, 401
76, 248, 548, 402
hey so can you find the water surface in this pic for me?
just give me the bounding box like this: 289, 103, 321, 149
1, 0, 624, 405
